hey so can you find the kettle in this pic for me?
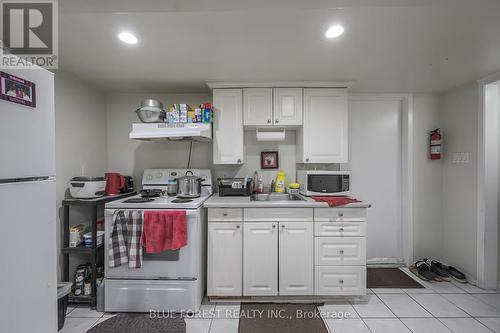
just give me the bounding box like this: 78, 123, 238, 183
105, 172, 124, 195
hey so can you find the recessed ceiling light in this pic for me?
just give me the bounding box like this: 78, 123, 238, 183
118, 32, 138, 44
325, 25, 344, 39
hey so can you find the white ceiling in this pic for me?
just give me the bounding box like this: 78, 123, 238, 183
58, 0, 500, 93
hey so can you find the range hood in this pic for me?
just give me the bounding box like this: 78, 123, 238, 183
129, 123, 212, 141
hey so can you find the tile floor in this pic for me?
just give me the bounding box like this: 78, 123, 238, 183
62, 268, 500, 333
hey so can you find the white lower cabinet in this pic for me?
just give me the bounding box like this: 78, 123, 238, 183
243, 222, 278, 296
207, 207, 367, 298
207, 222, 242, 296
315, 266, 366, 295
279, 222, 313, 295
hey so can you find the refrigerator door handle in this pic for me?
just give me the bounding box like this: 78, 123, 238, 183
0, 176, 55, 184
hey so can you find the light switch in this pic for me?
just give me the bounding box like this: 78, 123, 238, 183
452, 152, 470, 164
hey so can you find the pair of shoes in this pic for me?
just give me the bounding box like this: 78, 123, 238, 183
410, 261, 441, 282
411, 259, 468, 283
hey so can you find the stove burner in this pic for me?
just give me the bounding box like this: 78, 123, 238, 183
140, 189, 164, 198
176, 195, 200, 199
172, 198, 194, 203
123, 197, 155, 203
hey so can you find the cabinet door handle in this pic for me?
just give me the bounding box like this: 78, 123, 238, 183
275, 119, 279, 124
267, 119, 272, 124
339, 227, 344, 232
339, 279, 344, 284
281, 225, 285, 228
237, 159, 242, 164
235, 225, 240, 229
339, 249, 345, 254
305, 158, 310, 162
223, 213, 228, 217
338, 212, 344, 217
272, 225, 276, 229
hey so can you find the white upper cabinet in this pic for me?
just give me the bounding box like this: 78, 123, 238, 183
243, 88, 303, 126
213, 89, 244, 164
243, 88, 273, 126
298, 88, 348, 163
273, 88, 303, 126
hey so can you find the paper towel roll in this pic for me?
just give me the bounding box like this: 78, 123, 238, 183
256, 128, 286, 141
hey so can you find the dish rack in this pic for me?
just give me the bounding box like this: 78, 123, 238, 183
217, 178, 253, 196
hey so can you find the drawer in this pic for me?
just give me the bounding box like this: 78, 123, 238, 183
315, 237, 366, 265
314, 208, 366, 222
208, 208, 243, 221
244, 208, 313, 221
314, 221, 366, 237
315, 266, 366, 296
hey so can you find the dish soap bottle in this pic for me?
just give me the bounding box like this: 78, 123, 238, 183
274, 170, 286, 193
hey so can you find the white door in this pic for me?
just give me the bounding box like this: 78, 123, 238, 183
279, 222, 313, 295
243, 88, 273, 126
300, 88, 348, 163
207, 223, 242, 296
0, 180, 57, 333
347, 98, 402, 261
273, 88, 303, 126
243, 222, 278, 296
213, 89, 244, 164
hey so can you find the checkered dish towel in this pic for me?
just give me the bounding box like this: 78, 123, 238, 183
108, 210, 143, 268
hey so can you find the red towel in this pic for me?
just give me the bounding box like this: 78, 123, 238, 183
141, 211, 188, 253
312, 196, 361, 207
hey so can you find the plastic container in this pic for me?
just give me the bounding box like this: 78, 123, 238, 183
274, 170, 286, 193
57, 282, 72, 330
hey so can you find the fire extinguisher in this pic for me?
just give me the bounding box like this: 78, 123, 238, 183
430, 128, 442, 160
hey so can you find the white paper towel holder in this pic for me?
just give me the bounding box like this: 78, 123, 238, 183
255, 127, 286, 142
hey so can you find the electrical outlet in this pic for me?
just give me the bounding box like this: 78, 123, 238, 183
452, 152, 470, 164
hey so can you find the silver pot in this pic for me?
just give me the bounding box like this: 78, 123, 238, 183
141, 99, 164, 109
177, 171, 204, 198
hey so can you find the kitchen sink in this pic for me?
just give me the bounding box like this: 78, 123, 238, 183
250, 193, 306, 202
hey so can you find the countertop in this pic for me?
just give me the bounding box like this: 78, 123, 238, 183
203, 194, 371, 208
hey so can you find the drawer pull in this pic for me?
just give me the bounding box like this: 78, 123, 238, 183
236, 225, 240, 229
339, 279, 344, 284
272, 225, 276, 229
281, 225, 285, 228
339, 212, 344, 217
223, 213, 228, 217
339, 227, 344, 232
339, 249, 345, 254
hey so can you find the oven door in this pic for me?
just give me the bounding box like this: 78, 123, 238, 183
307, 174, 350, 196
104, 209, 202, 280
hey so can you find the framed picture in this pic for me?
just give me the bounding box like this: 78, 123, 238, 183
261, 151, 279, 169
0, 71, 36, 107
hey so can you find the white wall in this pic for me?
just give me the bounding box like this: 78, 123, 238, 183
106, 93, 322, 189
55, 71, 107, 278
441, 82, 478, 280
412, 94, 444, 262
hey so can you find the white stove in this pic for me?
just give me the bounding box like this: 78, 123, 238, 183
104, 169, 212, 313
106, 169, 213, 210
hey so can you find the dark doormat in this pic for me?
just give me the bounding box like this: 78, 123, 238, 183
239, 303, 328, 333
86, 313, 185, 333
368, 267, 424, 288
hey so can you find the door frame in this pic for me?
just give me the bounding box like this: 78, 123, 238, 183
477, 72, 500, 289
349, 94, 414, 266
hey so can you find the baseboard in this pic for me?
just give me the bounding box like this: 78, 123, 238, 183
367, 258, 405, 267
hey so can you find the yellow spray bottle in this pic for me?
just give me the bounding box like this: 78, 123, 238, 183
274, 170, 286, 193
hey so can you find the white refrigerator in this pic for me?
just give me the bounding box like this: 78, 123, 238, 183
0, 67, 57, 332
